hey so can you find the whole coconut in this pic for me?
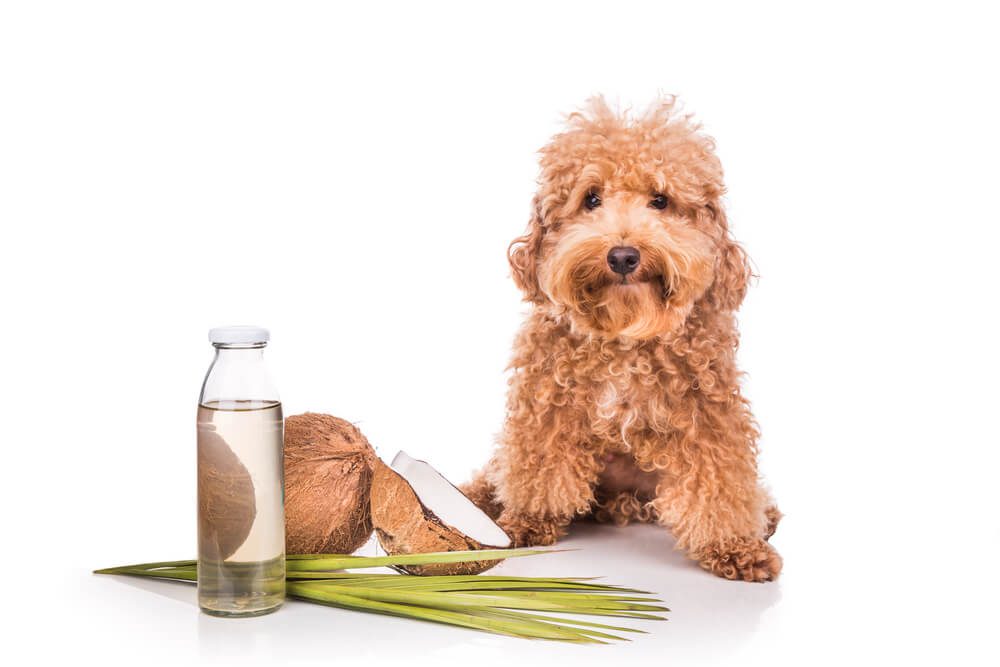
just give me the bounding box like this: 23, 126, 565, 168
284, 413, 377, 555
198, 429, 257, 561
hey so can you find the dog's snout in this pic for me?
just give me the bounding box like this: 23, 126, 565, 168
607, 246, 640, 275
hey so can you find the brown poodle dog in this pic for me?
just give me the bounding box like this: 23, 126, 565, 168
464, 97, 782, 582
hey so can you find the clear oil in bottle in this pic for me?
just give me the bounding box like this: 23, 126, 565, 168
197, 327, 285, 617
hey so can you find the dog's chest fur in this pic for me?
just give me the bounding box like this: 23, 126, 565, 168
520, 313, 704, 454
585, 344, 678, 450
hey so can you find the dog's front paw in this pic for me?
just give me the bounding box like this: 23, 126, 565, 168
693, 537, 783, 582
497, 511, 566, 547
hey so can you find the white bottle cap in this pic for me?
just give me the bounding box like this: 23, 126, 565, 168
208, 325, 270, 345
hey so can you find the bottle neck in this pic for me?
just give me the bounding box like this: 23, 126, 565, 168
200, 344, 278, 406
213, 344, 266, 362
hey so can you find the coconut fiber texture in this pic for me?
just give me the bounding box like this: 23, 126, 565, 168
284, 413, 377, 555
370, 459, 507, 575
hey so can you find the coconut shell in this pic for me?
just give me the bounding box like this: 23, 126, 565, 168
370, 459, 504, 575
198, 429, 257, 561
284, 413, 376, 555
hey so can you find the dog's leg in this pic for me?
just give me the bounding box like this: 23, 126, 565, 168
656, 478, 782, 582
650, 405, 782, 582
490, 407, 601, 547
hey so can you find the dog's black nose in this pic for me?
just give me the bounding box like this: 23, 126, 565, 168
607, 246, 640, 275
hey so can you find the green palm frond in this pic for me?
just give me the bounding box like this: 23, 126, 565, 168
95, 549, 666, 643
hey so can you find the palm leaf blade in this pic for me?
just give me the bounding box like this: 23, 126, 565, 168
94, 549, 666, 642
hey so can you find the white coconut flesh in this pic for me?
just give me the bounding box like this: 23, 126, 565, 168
390, 451, 511, 548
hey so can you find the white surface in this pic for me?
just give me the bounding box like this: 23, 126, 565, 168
391, 450, 511, 547
2, 1, 999, 665
208, 326, 270, 345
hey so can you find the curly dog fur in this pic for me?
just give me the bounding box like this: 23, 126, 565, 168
464, 97, 782, 582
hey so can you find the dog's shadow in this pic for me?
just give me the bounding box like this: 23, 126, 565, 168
501, 521, 783, 656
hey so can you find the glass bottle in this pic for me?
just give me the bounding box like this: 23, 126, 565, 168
197, 326, 285, 617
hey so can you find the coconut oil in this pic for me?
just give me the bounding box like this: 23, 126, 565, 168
197, 327, 285, 617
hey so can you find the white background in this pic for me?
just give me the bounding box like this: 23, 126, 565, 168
2, 1, 998, 665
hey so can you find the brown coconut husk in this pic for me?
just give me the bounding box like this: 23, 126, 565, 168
370, 458, 507, 575
198, 429, 257, 561
284, 413, 377, 555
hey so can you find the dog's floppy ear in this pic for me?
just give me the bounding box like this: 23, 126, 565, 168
702, 202, 753, 312
508, 196, 545, 303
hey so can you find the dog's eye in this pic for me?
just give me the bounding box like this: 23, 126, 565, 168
583, 191, 602, 210
649, 194, 669, 210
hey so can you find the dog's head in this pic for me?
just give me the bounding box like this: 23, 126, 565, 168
510, 97, 751, 340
